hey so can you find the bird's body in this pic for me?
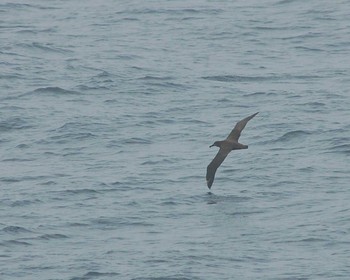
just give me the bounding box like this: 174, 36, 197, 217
206, 112, 258, 189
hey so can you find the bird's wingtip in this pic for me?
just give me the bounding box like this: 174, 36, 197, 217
206, 179, 212, 189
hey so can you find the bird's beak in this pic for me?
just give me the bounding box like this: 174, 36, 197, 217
209, 144, 214, 148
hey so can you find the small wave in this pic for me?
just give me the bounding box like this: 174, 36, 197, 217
16, 29, 37, 34
92, 216, 153, 228
202, 74, 321, 82
141, 159, 173, 165
40, 180, 57, 186
51, 132, 96, 142
328, 144, 350, 155
0, 3, 57, 10
0, 3, 33, 9
205, 193, 252, 204
55, 122, 102, 133
0, 177, 21, 183
0, 73, 24, 81
16, 42, 73, 54
132, 277, 193, 280
279, 237, 328, 244
67, 222, 89, 227
231, 210, 265, 216
275, 130, 312, 142
303, 101, 325, 107
2, 226, 32, 233
0, 117, 33, 132
117, 7, 222, 15
1, 175, 48, 185
19, 87, 82, 98
203, 75, 268, 82
142, 80, 189, 90
124, 137, 152, 144
1, 240, 32, 246
77, 84, 109, 91
178, 175, 203, 181
295, 46, 325, 52
47, 122, 97, 143
39, 233, 69, 240
95, 70, 113, 78
16, 143, 30, 149
71, 272, 120, 280
2, 157, 34, 162
301, 237, 327, 242
139, 75, 174, 81
298, 166, 315, 172
245, 91, 278, 97
11, 199, 42, 207
32, 86, 81, 95
253, 26, 289, 31
137, 76, 189, 89
138, 118, 175, 126
275, 0, 298, 4
160, 200, 178, 206
63, 188, 99, 195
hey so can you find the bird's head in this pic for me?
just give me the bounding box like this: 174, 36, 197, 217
209, 141, 221, 148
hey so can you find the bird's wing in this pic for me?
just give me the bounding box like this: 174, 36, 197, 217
226, 112, 258, 142
206, 148, 229, 189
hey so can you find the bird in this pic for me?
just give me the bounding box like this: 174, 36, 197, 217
206, 112, 258, 189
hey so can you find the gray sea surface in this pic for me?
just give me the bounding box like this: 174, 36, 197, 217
1, 0, 350, 279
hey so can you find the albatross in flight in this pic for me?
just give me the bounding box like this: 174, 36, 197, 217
206, 112, 258, 189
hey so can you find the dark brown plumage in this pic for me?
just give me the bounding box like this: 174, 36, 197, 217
206, 112, 258, 189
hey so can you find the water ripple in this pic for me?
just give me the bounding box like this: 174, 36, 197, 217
71, 272, 120, 280
0, 117, 33, 131
275, 130, 312, 142
202, 74, 322, 82
2, 226, 32, 233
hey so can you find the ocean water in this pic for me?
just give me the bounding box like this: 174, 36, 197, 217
1, 0, 350, 279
